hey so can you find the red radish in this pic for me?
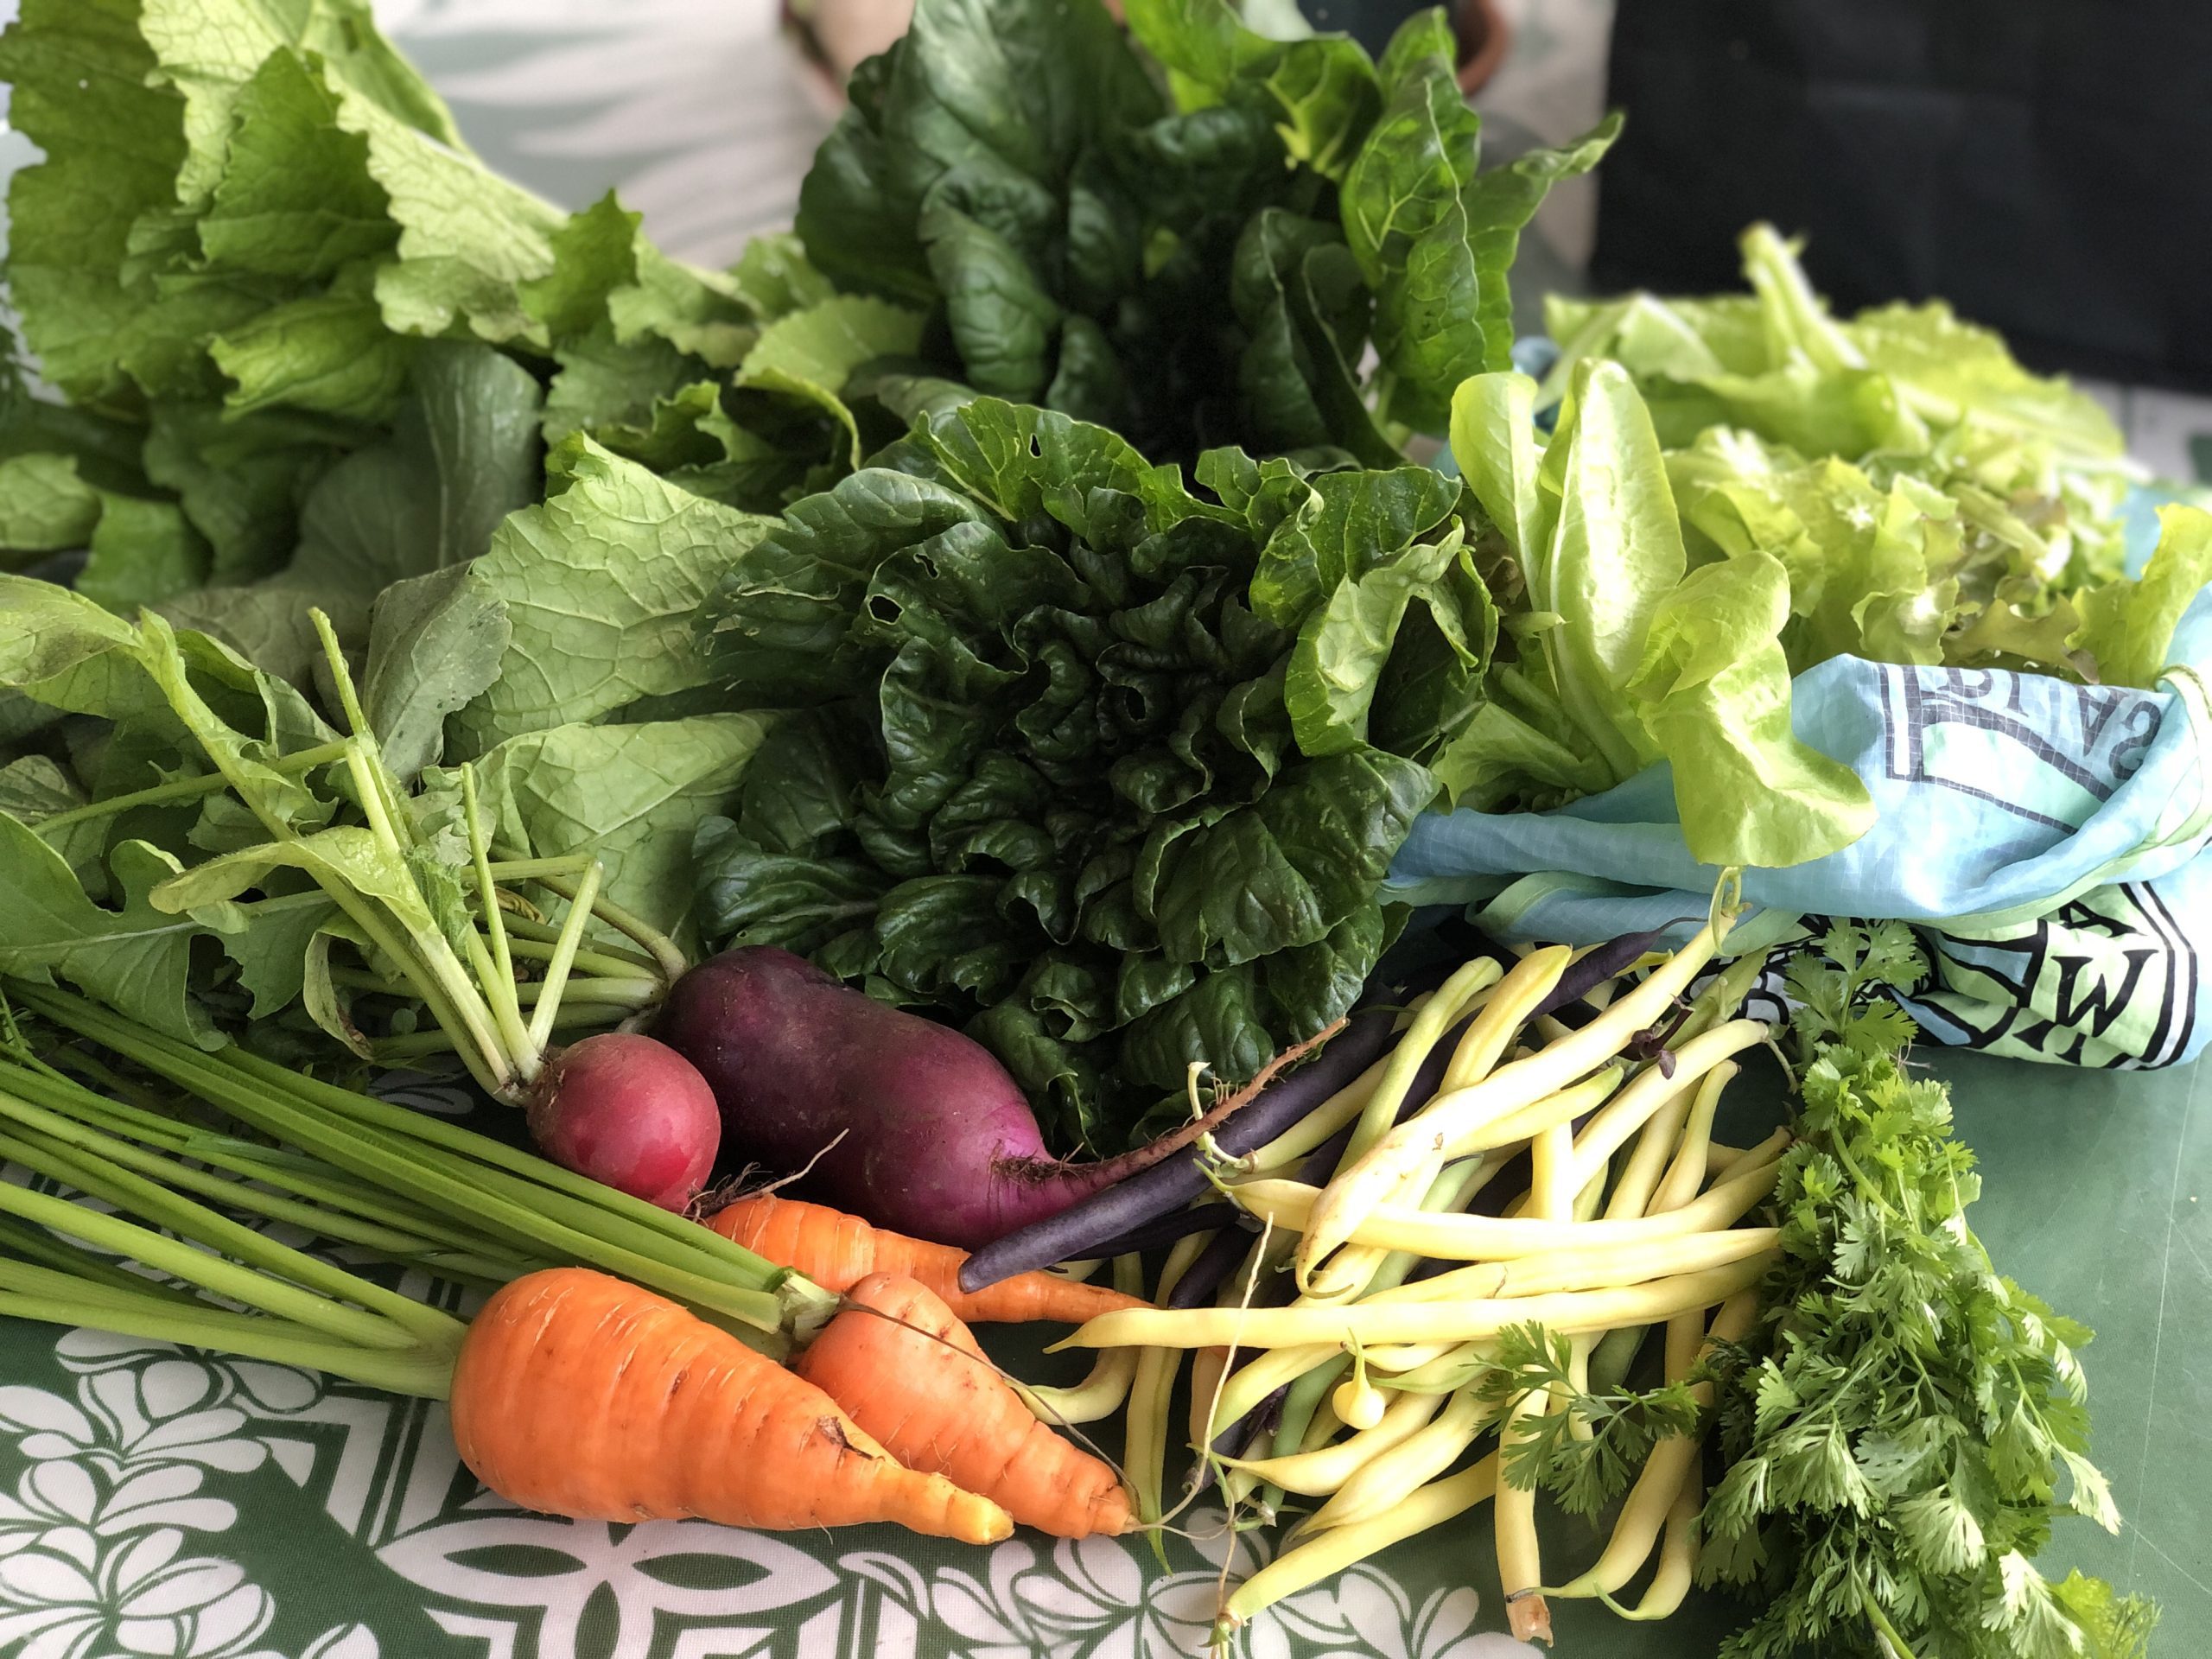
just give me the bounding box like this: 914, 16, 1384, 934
525, 1033, 720, 1211
655, 947, 1320, 1248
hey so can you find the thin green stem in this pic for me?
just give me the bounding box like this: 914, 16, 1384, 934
329, 968, 657, 1011
35, 741, 351, 831
0, 1056, 517, 1260
497, 919, 659, 975
314, 612, 415, 854
323, 883, 515, 1101
35, 1052, 183, 1119
461, 764, 530, 1055
492, 849, 687, 982
333, 944, 657, 989
335, 741, 517, 1097
19, 988, 806, 1310
0, 1153, 460, 1351
460, 923, 539, 1066
8, 1103, 527, 1274
0, 1215, 206, 1305
486, 855, 595, 881
114, 1044, 783, 1330
526, 859, 601, 1054
0, 1254, 209, 1315
372, 1003, 616, 1059
0, 1277, 455, 1400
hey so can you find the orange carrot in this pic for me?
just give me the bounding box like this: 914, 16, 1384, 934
708, 1192, 1149, 1324
450, 1268, 1013, 1544
795, 1270, 1134, 1539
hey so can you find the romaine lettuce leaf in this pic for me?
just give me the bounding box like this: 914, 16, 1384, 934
1440, 362, 1873, 868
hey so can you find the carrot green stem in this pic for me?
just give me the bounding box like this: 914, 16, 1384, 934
0, 1271, 455, 1399
0, 1214, 205, 1304
0, 1093, 500, 1266
0, 1147, 461, 1351
19, 988, 819, 1324
0, 1056, 517, 1262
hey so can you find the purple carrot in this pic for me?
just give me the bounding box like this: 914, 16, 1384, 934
957, 1001, 1403, 1291
1530, 919, 1700, 1025
1088, 1202, 1241, 1260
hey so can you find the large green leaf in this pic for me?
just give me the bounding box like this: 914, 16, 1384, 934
1338, 18, 1484, 434
1625, 551, 1874, 868
698, 397, 1461, 1146
462, 714, 779, 946
2070, 504, 2212, 690
360, 566, 512, 782
452, 437, 778, 752
0, 826, 224, 1046
154, 343, 542, 683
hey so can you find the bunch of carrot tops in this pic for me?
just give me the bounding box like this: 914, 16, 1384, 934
0, 985, 1149, 1548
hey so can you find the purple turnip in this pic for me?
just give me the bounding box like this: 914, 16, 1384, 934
655, 947, 1338, 1249
526, 1032, 721, 1211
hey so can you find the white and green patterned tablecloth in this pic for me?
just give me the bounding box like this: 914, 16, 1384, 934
4, 1047, 2206, 1659
3, 4, 2211, 1656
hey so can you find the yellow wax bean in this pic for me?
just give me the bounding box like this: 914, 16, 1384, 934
1058, 1257, 1772, 1351
1215, 1455, 1499, 1639
1368, 1226, 1781, 1306
1548, 1290, 1759, 1601
1650, 1064, 1732, 1213
1219, 1385, 1444, 1495
1227, 1152, 1783, 1261
1563, 1021, 1769, 1181
1305, 1386, 1492, 1532
1297, 951, 1560, 1291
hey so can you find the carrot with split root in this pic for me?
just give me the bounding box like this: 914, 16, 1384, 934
794, 1270, 1133, 1538
454, 1268, 1012, 1541
708, 1192, 1147, 1323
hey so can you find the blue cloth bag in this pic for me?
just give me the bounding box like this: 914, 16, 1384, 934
1389, 493, 2212, 1069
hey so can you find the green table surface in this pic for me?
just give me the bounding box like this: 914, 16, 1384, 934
0, 1046, 2203, 1659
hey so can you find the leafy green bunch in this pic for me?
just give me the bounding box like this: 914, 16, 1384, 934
0, 430, 791, 1077
1694, 925, 2158, 1659
1438, 359, 1878, 868
1547, 226, 2212, 690
695, 397, 1497, 1147
798, 0, 1616, 466
0, 0, 912, 671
